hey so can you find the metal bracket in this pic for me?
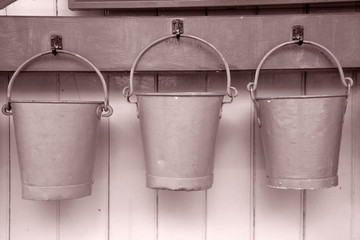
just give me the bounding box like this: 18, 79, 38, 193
50, 35, 63, 55
172, 19, 184, 39
292, 25, 304, 45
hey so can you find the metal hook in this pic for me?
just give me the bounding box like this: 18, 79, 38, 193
176, 29, 181, 40
292, 25, 304, 46
172, 19, 184, 41
51, 35, 63, 56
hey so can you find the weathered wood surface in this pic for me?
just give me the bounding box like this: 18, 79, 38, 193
68, 0, 358, 9
0, 14, 359, 71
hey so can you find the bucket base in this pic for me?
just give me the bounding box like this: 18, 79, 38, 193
22, 182, 92, 201
146, 175, 213, 191
267, 176, 338, 190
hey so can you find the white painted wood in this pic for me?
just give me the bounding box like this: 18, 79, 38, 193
0, 74, 10, 240
158, 191, 205, 240
6, 0, 56, 16
305, 71, 352, 240
109, 73, 157, 240
206, 72, 252, 240
57, 73, 109, 240
9, 73, 58, 240
253, 72, 303, 240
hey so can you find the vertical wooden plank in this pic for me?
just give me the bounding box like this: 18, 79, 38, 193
158, 72, 206, 93
5, 0, 56, 16
354, 71, 360, 240
10, 73, 58, 240
157, 72, 206, 240
0, 73, 10, 240
254, 71, 302, 240
58, 73, 109, 240
305, 70, 352, 240
158, 191, 206, 240
206, 71, 251, 240
109, 73, 156, 240
57, 0, 104, 16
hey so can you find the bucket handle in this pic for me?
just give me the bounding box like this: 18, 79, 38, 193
246, 40, 354, 103
122, 34, 238, 103
2, 50, 113, 117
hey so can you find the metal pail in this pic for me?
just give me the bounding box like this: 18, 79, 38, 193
137, 93, 223, 190
257, 95, 347, 189
123, 34, 238, 191
2, 50, 113, 200
247, 40, 353, 190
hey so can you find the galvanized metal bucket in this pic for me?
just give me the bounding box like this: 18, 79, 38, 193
123, 35, 238, 191
247, 40, 353, 190
2, 50, 113, 200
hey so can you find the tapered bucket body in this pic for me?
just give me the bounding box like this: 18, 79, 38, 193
137, 92, 224, 191
257, 95, 347, 189
12, 101, 102, 200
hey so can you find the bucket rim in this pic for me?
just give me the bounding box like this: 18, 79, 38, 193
9, 100, 104, 104
255, 94, 347, 100
135, 92, 225, 97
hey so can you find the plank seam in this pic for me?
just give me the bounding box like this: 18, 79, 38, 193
7, 74, 11, 240
350, 70, 357, 240
203, 190, 207, 240
154, 75, 159, 240
106, 73, 111, 240
250, 72, 256, 240
56, 201, 61, 240
299, 71, 307, 240
155, 190, 159, 240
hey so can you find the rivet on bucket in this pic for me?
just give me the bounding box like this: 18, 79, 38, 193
247, 37, 353, 190
2, 49, 113, 200
123, 26, 238, 191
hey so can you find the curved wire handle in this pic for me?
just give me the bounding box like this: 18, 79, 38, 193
247, 40, 354, 104
122, 34, 238, 103
2, 50, 112, 117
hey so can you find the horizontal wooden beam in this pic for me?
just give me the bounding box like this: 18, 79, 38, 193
0, 14, 359, 72
69, 0, 358, 9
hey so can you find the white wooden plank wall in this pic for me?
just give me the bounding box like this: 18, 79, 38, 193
0, 1, 359, 240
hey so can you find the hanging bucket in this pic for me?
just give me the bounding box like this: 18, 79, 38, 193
247, 40, 353, 190
123, 35, 238, 191
2, 50, 113, 200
